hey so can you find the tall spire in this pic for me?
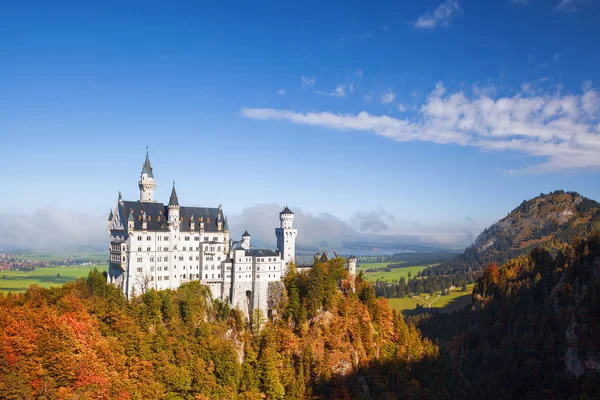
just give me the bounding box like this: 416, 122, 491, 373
169, 181, 179, 207
141, 149, 154, 178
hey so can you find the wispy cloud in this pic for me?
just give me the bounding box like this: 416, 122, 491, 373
397, 104, 407, 112
380, 89, 396, 104
276, 89, 285, 95
242, 81, 600, 172
316, 84, 347, 97
556, 0, 581, 11
301, 76, 316, 86
354, 69, 364, 78
415, 0, 462, 29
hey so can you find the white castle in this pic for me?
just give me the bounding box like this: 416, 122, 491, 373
106, 152, 297, 317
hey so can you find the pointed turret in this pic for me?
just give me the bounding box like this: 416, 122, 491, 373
127, 210, 135, 230
142, 151, 154, 178
139, 149, 157, 202
169, 182, 179, 206
224, 216, 229, 232
167, 181, 180, 230
108, 209, 113, 221
128, 210, 135, 221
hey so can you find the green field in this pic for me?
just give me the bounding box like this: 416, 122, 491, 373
357, 262, 427, 282
13, 250, 108, 262
385, 284, 475, 316
0, 265, 108, 293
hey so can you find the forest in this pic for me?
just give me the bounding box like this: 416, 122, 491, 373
0, 257, 447, 399
2, 229, 600, 398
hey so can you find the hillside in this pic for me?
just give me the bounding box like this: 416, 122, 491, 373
0, 259, 449, 399
429, 191, 600, 275
418, 232, 600, 398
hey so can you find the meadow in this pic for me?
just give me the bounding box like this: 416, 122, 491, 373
0, 265, 108, 293
15, 250, 107, 262
357, 262, 428, 282
385, 284, 475, 316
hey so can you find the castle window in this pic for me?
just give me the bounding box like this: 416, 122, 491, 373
137, 267, 143, 272
183, 246, 186, 251
146, 236, 151, 241
137, 236, 142, 241
205, 274, 208, 279
137, 257, 142, 262
147, 247, 151, 251
151, 276, 154, 281
217, 246, 221, 251
204, 237, 208, 241
158, 276, 162, 281
185, 236, 190, 241
164, 266, 168, 271
189, 256, 193, 261
164, 236, 168, 240
150, 256, 155, 262
164, 247, 168, 251
164, 276, 169, 280
157, 236, 161, 241
218, 274, 221, 278
137, 247, 142, 251
183, 274, 186, 279
213, 236, 218, 241
212, 274, 214, 279
196, 274, 199, 278
179, 256, 183, 261
196, 256, 199, 261
158, 256, 162, 262
194, 237, 200, 241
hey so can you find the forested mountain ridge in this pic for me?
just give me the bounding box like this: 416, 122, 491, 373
430, 191, 600, 275
0, 258, 449, 399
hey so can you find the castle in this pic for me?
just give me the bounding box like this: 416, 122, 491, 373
106, 152, 297, 317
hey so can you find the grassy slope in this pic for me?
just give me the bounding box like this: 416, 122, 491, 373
0, 265, 108, 293
386, 284, 475, 316
357, 262, 427, 282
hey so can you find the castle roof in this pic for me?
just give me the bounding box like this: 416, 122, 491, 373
242, 230, 250, 237
119, 200, 222, 232
169, 185, 179, 207
108, 209, 113, 221
280, 206, 294, 215
246, 248, 280, 257
141, 153, 154, 178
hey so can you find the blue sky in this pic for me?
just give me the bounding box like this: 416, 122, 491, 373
1, 0, 599, 248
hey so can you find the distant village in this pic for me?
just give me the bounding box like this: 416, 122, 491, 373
0, 252, 103, 272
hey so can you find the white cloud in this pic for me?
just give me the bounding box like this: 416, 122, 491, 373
228, 204, 478, 251
397, 104, 407, 112
380, 89, 396, 104
316, 84, 346, 97
556, 0, 580, 11
364, 93, 374, 103
415, 0, 462, 29
354, 69, 364, 78
301, 76, 316, 86
0, 207, 106, 249
276, 89, 285, 95
242, 81, 600, 172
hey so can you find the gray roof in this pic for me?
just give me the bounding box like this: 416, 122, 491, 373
224, 216, 229, 231
246, 249, 280, 257
120, 200, 222, 232
108, 210, 113, 221
280, 206, 294, 215
169, 185, 179, 207
242, 230, 250, 237
142, 153, 154, 178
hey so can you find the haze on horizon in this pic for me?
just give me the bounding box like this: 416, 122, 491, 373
1, 0, 599, 251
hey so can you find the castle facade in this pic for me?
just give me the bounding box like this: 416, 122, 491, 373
107, 152, 297, 317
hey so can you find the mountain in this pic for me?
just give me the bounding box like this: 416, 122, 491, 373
430, 191, 600, 275
418, 231, 600, 398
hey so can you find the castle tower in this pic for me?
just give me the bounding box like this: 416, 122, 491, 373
139, 150, 156, 202
242, 230, 251, 249
167, 182, 180, 231
347, 255, 357, 276
276, 206, 297, 274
